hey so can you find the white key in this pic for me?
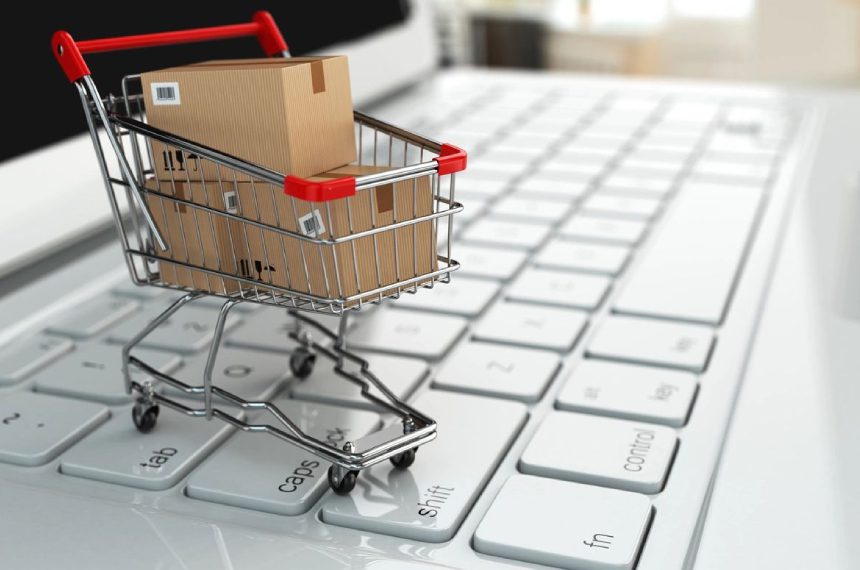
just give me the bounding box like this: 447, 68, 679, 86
33, 343, 182, 405
321, 391, 527, 542
194, 297, 261, 313
461, 219, 551, 250
60, 403, 240, 490
112, 281, 171, 301
456, 196, 488, 225
454, 245, 527, 281
618, 158, 684, 178
474, 475, 652, 570
557, 144, 617, 160
226, 308, 310, 353
490, 196, 572, 224
0, 335, 73, 386
602, 171, 675, 198
468, 159, 528, 177
693, 158, 772, 184
588, 315, 714, 372
187, 400, 380, 516
508, 268, 610, 311
0, 392, 109, 466
47, 297, 140, 339
474, 302, 588, 352
455, 177, 509, 198
539, 159, 606, 179
520, 411, 677, 493
348, 309, 466, 360
291, 352, 427, 410
559, 216, 647, 245
514, 176, 590, 201
628, 145, 693, 165
662, 101, 719, 124
161, 346, 289, 402
434, 342, 559, 402
557, 360, 697, 427
614, 181, 763, 324
107, 306, 242, 354
582, 195, 661, 220
536, 240, 630, 276
392, 277, 499, 317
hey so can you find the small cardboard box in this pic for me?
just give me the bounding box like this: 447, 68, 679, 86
141, 57, 355, 180
239, 164, 438, 306
145, 179, 247, 294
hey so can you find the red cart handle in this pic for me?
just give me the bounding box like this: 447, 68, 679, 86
52, 11, 288, 82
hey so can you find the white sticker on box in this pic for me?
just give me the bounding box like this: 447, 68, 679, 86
298, 210, 326, 237
151, 82, 181, 106
224, 191, 238, 214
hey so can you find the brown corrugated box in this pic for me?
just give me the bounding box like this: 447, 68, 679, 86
146, 165, 437, 305
140, 56, 355, 180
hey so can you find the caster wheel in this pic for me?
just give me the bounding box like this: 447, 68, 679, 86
132, 403, 159, 433
328, 466, 358, 495
290, 348, 316, 380
390, 448, 416, 469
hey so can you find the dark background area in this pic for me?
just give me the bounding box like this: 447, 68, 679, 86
3, 1, 408, 163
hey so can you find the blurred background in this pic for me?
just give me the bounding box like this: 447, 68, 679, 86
432, 0, 860, 84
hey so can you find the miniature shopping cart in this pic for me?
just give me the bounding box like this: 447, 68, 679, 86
52, 12, 464, 494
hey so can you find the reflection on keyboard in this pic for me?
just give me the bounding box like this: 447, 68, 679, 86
0, 76, 797, 569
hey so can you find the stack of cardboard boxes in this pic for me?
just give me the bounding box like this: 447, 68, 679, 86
141, 56, 436, 305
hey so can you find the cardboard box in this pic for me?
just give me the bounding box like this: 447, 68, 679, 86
239, 164, 438, 307
145, 179, 247, 294
144, 165, 437, 306
141, 57, 355, 180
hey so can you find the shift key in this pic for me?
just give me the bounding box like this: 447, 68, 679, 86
322, 391, 527, 542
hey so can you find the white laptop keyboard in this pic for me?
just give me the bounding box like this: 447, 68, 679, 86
0, 71, 802, 570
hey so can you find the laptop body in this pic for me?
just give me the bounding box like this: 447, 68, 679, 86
1, 2, 858, 569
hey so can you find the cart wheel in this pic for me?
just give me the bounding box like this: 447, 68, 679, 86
328, 466, 358, 495
390, 448, 417, 469
132, 403, 159, 433
290, 348, 316, 380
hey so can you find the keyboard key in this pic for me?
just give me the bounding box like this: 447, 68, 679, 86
47, 297, 140, 339
291, 352, 427, 410
226, 308, 313, 354
322, 391, 527, 542
60, 403, 240, 490
161, 346, 289, 402
434, 341, 559, 402
112, 281, 171, 300
453, 245, 528, 281
613, 181, 763, 324
461, 219, 551, 250
538, 158, 607, 179
474, 475, 652, 570
557, 360, 697, 427
489, 196, 572, 224
602, 170, 676, 198
587, 315, 714, 372
187, 400, 380, 516
582, 195, 661, 220
107, 306, 242, 355
508, 268, 610, 311
0, 392, 109, 466
392, 277, 499, 317
0, 334, 73, 386
559, 216, 647, 245
536, 240, 630, 276
520, 411, 677, 493
514, 176, 590, 201
474, 302, 588, 352
348, 309, 466, 360
33, 343, 182, 405
468, 159, 528, 178
693, 158, 772, 184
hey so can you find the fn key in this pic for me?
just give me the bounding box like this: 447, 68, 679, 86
475, 474, 651, 570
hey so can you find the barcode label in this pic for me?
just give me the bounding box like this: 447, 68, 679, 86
151, 82, 181, 106
298, 210, 326, 237
223, 191, 238, 214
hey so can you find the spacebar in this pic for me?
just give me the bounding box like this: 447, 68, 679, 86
614, 182, 763, 325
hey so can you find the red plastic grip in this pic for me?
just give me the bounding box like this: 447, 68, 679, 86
434, 143, 468, 175
284, 175, 357, 202
53, 11, 288, 82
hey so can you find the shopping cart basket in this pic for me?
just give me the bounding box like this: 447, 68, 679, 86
52, 11, 465, 494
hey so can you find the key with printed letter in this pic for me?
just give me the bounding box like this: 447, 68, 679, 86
348, 309, 466, 360
187, 400, 380, 516
461, 219, 551, 250
453, 245, 528, 281
107, 306, 242, 354
507, 268, 611, 311
322, 391, 527, 542
474, 302, 588, 352
474, 474, 652, 570
392, 277, 499, 317
47, 297, 140, 339
520, 411, 677, 493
